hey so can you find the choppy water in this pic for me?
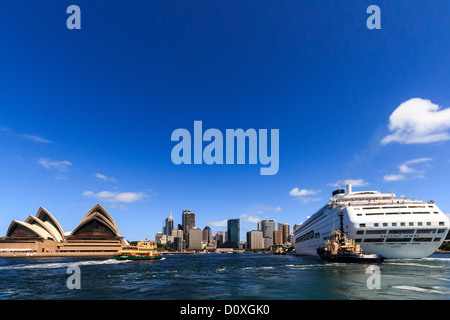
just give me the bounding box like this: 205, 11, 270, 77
0, 253, 448, 300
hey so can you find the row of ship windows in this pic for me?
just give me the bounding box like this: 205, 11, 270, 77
356, 211, 439, 216
295, 230, 320, 243
359, 205, 434, 210
359, 221, 446, 228
295, 228, 447, 244
356, 228, 447, 235
354, 238, 442, 243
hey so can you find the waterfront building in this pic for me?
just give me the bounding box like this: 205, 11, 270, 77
227, 219, 240, 248
182, 209, 195, 240
261, 220, 275, 249
278, 223, 290, 244
273, 230, 282, 245
246, 230, 264, 250
215, 231, 225, 248
288, 233, 294, 244
173, 236, 185, 252
172, 229, 183, 238
155, 232, 163, 243
0, 204, 126, 254
202, 226, 212, 243
186, 227, 202, 250
164, 213, 174, 236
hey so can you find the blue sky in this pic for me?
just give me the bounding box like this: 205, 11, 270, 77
1, 1, 449, 241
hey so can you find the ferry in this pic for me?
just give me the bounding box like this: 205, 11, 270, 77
294, 185, 450, 259
113, 240, 163, 260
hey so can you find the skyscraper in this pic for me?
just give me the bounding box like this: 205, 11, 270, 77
164, 213, 174, 236
215, 231, 225, 248
202, 226, 212, 243
187, 227, 202, 250
261, 220, 275, 249
227, 219, 240, 248
182, 209, 195, 240
246, 230, 264, 250
278, 223, 290, 244
273, 230, 282, 245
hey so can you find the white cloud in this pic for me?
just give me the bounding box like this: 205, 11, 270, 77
1, 127, 52, 143
289, 188, 322, 204
381, 98, 450, 145
384, 157, 432, 182
383, 174, 405, 182
208, 220, 227, 227
398, 157, 432, 174
327, 179, 369, 188
289, 188, 321, 197
95, 173, 118, 183
38, 158, 72, 172
240, 214, 261, 224
82, 190, 147, 203
20, 134, 52, 144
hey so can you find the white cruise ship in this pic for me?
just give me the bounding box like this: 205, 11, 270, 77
294, 185, 450, 259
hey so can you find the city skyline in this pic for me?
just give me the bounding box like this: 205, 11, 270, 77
1, 1, 449, 241
156, 209, 292, 246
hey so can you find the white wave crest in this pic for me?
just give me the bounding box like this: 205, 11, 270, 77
0, 259, 131, 270
392, 285, 447, 295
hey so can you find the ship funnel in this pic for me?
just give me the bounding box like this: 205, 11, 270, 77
346, 184, 352, 194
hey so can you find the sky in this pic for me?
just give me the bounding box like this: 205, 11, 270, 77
0, 1, 449, 242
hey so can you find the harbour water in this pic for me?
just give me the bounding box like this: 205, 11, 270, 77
0, 253, 449, 300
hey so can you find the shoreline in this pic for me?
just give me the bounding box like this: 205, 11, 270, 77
1, 250, 448, 258
0, 251, 196, 258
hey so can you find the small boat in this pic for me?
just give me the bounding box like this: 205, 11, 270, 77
273, 247, 286, 255
113, 240, 163, 261
316, 212, 384, 263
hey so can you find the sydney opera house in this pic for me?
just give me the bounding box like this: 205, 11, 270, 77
0, 204, 126, 254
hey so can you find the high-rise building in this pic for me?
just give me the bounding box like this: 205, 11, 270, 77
182, 209, 195, 240
227, 219, 240, 248
171, 229, 184, 251
164, 213, 174, 236
273, 230, 282, 245
246, 230, 264, 250
261, 220, 275, 249
202, 226, 212, 243
155, 232, 163, 243
173, 236, 185, 252
215, 231, 225, 248
186, 227, 202, 250
278, 223, 290, 244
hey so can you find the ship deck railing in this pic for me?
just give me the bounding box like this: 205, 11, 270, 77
332, 198, 426, 207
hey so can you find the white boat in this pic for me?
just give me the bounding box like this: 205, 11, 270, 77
293, 185, 450, 259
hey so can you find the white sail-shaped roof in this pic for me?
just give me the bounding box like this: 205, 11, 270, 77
70, 204, 121, 237
25, 215, 64, 243
7, 220, 54, 240
35, 207, 65, 242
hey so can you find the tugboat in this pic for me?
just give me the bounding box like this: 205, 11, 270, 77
316, 211, 384, 263
113, 240, 163, 261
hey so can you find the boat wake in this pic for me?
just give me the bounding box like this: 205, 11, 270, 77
392, 285, 447, 295
0, 259, 131, 270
